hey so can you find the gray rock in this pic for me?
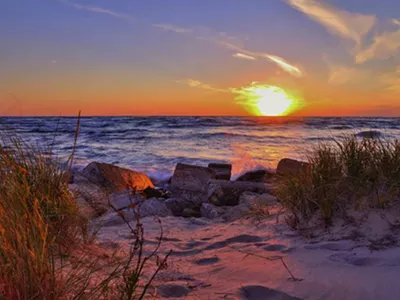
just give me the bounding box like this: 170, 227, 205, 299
239, 192, 278, 208
138, 198, 172, 218
223, 204, 251, 222
182, 207, 201, 218
207, 180, 274, 206
236, 169, 275, 183
164, 198, 195, 216
69, 181, 109, 217
108, 190, 144, 211
276, 158, 310, 177
201, 203, 226, 219
170, 163, 216, 205
81, 162, 154, 193
208, 163, 232, 180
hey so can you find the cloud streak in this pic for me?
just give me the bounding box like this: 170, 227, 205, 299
285, 0, 376, 46
152, 24, 192, 33
57, 0, 133, 20
232, 53, 256, 61
176, 79, 228, 93
59, 1, 304, 77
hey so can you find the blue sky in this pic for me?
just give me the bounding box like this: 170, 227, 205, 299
1, 0, 399, 116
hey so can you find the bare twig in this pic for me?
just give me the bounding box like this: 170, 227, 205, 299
228, 246, 302, 281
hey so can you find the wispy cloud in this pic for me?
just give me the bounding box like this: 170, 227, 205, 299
232, 53, 256, 61
217, 41, 304, 77
264, 55, 304, 77
58, 0, 304, 78
57, 0, 133, 20
356, 30, 400, 63
285, 0, 376, 46
380, 67, 400, 92
176, 79, 228, 93
393, 19, 400, 26
152, 23, 192, 33
328, 65, 372, 86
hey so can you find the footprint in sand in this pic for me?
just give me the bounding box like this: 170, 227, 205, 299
239, 285, 303, 300
204, 235, 263, 251
304, 242, 355, 251
194, 257, 220, 266
157, 283, 190, 298
329, 253, 381, 266
263, 244, 287, 252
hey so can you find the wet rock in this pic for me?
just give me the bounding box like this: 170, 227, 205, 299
182, 207, 201, 218
201, 203, 226, 219
276, 158, 310, 177
208, 163, 232, 180
170, 163, 216, 204
207, 180, 274, 206
236, 169, 275, 183
157, 284, 190, 298
81, 162, 154, 193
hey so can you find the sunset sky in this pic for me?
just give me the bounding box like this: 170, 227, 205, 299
1, 0, 400, 116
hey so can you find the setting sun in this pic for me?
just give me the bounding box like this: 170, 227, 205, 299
232, 83, 299, 116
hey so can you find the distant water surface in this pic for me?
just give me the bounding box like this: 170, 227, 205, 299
1, 117, 399, 181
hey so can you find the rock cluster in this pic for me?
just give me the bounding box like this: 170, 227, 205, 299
69, 158, 307, 224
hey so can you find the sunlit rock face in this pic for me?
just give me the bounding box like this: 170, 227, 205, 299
81, 161, 154, 193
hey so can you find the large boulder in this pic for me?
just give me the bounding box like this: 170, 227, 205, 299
82, 162, 154, 193
207, 180, 274, 206
164, 198, 194, 216
170, 163, 216, 205
208, 163, 232, 180
276, 158, 310, 177
236, 169, 275, 183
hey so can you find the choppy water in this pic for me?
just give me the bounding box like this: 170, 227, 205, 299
1, 117, 399, 180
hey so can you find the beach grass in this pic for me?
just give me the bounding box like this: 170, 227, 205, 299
277, 135, 400, 227
0, 131, 167, 299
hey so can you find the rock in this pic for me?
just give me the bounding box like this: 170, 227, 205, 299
207, 180, 274, 206
201, 203, 226, 219
222, 204, 251, 222
182, 207, 201, 218
164, 198, 195, 216
72, 191, 98, 220
239, 192, 278, 208
170, 163, 216, 205
81, 162, 154, 193
69, 181, 109, 217
276, 158, 310, 177
109, 190, 144, 211
236, 169, 275, 182
143, 186, 170, 199
208, 163, 232, 180
138, 198, 173, 218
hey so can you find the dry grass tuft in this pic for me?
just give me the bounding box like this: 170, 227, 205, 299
276, 135, 400, 228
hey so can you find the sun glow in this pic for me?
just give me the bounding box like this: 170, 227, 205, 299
232, 83, 299, 116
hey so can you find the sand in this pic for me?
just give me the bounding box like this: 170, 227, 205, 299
95, 202, 400, 300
